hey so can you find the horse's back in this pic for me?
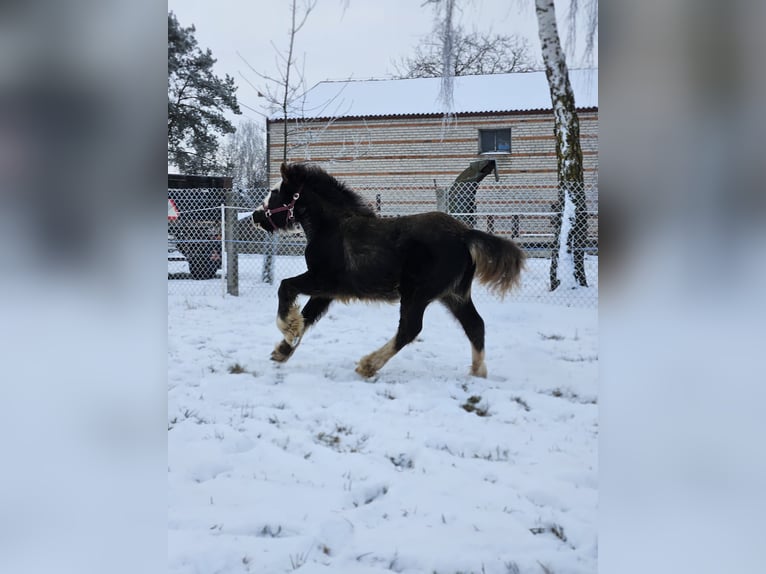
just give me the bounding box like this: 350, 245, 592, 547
389, 212, 476, 298
335, 212, 472, 300
395, 211, 471, 252
397, 211, 468, 232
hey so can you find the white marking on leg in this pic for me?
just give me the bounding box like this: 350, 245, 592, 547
277, 305, 304, 345
471, 347, 487, 378
356, 338, 397, 378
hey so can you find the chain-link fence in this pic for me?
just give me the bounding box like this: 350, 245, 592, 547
168, 182, 597, 307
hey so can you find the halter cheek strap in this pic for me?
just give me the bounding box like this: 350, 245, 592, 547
264, 190, 301, 231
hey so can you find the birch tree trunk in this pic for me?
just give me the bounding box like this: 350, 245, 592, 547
535, 0, 588, 289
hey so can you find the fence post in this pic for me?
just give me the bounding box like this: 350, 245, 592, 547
262, 235, 275, 284
224, 190, 239, 296
435, 187, 447, 212
220, 204, 226, 297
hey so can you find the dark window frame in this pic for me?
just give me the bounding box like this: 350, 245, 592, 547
478, 128, 512, 154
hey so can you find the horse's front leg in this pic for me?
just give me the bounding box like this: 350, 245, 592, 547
271, 273, 327, 363
270, 275, 306, 362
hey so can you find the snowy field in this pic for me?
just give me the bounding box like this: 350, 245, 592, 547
168, 267, 598, 573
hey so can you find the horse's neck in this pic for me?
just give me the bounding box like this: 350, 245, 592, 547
297, 198, 334, 240
299, 197, 358, 241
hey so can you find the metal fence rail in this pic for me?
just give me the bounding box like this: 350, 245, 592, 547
168, 181, 598, 307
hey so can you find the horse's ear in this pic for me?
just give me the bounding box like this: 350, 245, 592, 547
280, 162, 290, 182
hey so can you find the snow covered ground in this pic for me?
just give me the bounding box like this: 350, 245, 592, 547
168, 278, 598, 573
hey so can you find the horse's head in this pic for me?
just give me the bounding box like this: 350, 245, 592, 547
252, 162, 372, 232
252, 163, 304, 233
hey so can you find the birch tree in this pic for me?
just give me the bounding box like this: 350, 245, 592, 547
536, 0, 588, 289
429, 0, 596, 290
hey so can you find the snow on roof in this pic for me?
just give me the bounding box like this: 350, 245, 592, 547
281, 69, 597, 120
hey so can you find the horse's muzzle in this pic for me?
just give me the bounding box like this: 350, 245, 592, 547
251, 209, 270, 230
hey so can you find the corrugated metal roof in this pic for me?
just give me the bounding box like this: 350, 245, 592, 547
278, 69, 597, 120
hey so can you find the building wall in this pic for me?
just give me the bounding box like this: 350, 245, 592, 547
267, 109, 598, 189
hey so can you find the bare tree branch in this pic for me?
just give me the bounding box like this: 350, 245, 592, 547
392, 26, 537, 79
566, 0, 598, 66
218, 119, 268, 199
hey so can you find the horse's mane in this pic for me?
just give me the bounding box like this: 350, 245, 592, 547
290, 163, 375, 217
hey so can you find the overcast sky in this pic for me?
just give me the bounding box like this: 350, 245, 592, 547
168, 0, 596, 125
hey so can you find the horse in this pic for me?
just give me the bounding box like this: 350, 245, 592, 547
251, 162, 525, 379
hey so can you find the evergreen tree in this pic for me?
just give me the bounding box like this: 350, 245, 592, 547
168, 11, 240, 174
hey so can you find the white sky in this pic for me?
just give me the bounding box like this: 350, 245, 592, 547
168, 0, 596, 125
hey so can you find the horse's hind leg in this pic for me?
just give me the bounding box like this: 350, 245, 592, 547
356, 297, 428, 378
441, 295, 487, 378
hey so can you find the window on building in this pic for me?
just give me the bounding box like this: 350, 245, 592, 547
479, 128, 511, 154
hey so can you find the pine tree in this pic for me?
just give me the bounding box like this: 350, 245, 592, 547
168, 11, 241, 174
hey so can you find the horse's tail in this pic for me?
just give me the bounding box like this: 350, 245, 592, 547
466, 230, 525, 297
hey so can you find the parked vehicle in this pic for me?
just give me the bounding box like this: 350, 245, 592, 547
168, 174, 231, 280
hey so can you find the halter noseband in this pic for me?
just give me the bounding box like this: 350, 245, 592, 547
263, 189, 301, 231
